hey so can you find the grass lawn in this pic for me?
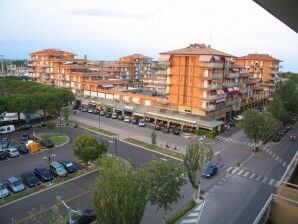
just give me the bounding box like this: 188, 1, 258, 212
69, 120, 116, 136
36, 133, 69, 146
123, 138, 184, 160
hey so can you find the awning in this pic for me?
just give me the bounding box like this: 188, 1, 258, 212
102, 84, 114, 88
228, 88, 234, 92
123, 105, 133, 112
233, 86, 239, 91
213, 56, 221, 61
199, 55, 212, 62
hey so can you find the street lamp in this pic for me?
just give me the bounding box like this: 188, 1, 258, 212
56, 195, 82, 223
43, 154, 56, 184
112, 136, 119, 155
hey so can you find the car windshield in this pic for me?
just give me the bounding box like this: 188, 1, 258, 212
66, 163, 73, 168
12, 180, 21, 186
40, 169, 48, 174
56, 167, 64, 173
12, 149, 18, 153
0, 184, 6, 190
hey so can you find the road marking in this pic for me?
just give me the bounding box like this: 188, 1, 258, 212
268, 179, 275, 186
226, 167, 234, 172
278, 159, 283, 163
249, 173, 256, 179
275, 181, 281, 187
237, 170, 244, 175
256, 175, 263, 181
269, 151, 273, 156
231, 168, 239, 175
275, 156, 279, 161
266, 149, 270, 153
181, 219, 198, 223
282, 162, 287, 167
188, 212, 200, 217
243, 171, 250, 177
262, 177, 268, 183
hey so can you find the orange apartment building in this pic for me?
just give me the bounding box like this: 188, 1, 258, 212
236, 54, 281, 95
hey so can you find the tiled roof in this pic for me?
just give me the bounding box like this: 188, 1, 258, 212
160, 44, 235, 57
237, 54, 281, 61
30, 48, 76, 56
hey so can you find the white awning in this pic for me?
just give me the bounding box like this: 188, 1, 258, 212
233, 86, 239, 91
228, 87, 234, 92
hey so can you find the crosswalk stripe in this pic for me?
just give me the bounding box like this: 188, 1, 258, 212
278, 159, 283, 163
275, 156, 279, 161
256, 175, 263, 181
275, 181, 281, 187
282, 162, 287, 167
231, 168, 239, 175
226, 167, 234, 172
269, 151, 273, 155
188, 212, 200, 217
243, 171, 250, 177
268, 179, 275, 186
262, 177, 269, 183
237, 170, 244, 175
249, 173, 256, 179
266, 149, 270, 153
181, 219, 198, 224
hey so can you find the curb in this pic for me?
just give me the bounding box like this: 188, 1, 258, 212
0, 169, 98, 209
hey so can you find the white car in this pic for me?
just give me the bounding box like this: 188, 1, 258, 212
234, 115, 243, 121
5, 147, 20, 158
124, 116, 130, 122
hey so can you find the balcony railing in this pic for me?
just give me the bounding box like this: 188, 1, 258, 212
199, 62, 224, 68
269, 64, 282, 69
199, 73, 222, 79
224, 73, 240, 79
239, 87, 248, 94
222, 82, 239, 88
200, 93, 227, 101
199, 105, 216, 111
226, 99, 240, 106
198, 84, 222, 90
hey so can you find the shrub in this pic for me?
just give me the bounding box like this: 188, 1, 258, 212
196, 128, 217, 139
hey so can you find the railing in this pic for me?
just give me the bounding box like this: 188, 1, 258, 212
224, 73, 240, 79
199, 62, 224, 68
200, 93, 227, 100
199, 73, 222, 79
239, 87, 248, 93
226, 99, 239, 106
198, 84, 222, 90
222, 82, 239, 88
199, 105, 216, 111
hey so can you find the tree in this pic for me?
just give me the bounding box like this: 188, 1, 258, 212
184, 137, 213, 202
72, 135, 108, 168
63, 108, 70, 125
275, 81, 298, 116
151, 130, 157, 145
262, 113, 279, 141
31, 92, 59, 121
93, 155, 149, 224
268, 94, 288, 122
144, 159, 186, 223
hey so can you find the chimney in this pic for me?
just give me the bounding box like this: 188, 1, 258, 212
84, 55, 87, 60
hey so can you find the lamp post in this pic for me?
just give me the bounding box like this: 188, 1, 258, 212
43, 154, 56, 184
112, 136, 119, 155
56, 195, 82, 223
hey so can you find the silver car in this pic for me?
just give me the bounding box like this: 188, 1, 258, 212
7, 177, 26, 193
0, 182, 10, 198
5, 147, 20, 158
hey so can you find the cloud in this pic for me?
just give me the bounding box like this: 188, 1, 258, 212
67, 9, 149, 20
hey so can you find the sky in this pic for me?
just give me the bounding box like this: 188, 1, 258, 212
0, 0, 297, 72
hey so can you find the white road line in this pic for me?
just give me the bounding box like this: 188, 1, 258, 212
226, 167, 234, 172
243, 171, 250, 177
256, 175, 263, 181
231, 168, 239, 175
278, 159, 283, 163
282, 162, 287, 167
275, 181, 281, 187
249, 173, 256, 179
188, 212, 200, 217
266, 149, 270, 153
262, 177, 269, 183
227, 138, 233, 142
269, 151, 273, 156
237, 170, 244, 176
181, 219, 198, 224
268, 179, 275, 186
275, 156, 279, 161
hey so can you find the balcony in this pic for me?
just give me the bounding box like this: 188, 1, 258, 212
222, 82, 239, 88
159, 61, 171, 66
200, 93, 227, 101
269, 64, 282, 69
226, 99, 240, 106
198, 84, 222, 90
224, 73, 240, 79
199, 62, 224, 68
199, 73, 222, 79
245, 79, 258, 85
239, 87, 248, 94
199, 105, 216, 111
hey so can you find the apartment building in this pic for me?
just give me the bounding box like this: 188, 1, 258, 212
236, 54, 281, 95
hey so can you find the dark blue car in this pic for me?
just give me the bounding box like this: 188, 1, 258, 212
203, 165, 218, 178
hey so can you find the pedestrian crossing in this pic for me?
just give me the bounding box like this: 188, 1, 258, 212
225, 166, 280, 187
180, 200, 205, 224
262, 146, 288, 167
215, 136, 254, 147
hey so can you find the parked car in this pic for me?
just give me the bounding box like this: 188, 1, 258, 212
40, 139, 54, 148
59, 160, 78, 173
21, 171, 42, 188
118, 115, 124, 120
285, 125, 292, 131
111, 113, 118, 119
7, 177, 26, 193
39, 121, 47, 127
278, 130, 286, 137
162, 126, 170, 133
82, 108, 88, 112
172, 128, 180, 135
272, 135, 281, 142
87, 109, 94, 113
16, 143, 29, 154
99, 111, 105, 116
0, 182, 10, 198
68, 209, 96, 224
34, 167, 53, 182
50, 161, 68, 177
138, 119, 145, 127
0, 138, 11, 149
124, 116, 130, 122
233, 115, 243, 121
16, 124, 32, 131
131, 117, 138, 124
154, 124, 162, 131
0, 150, 7, 160
203, 165, 218, 178
21, 133, 30, 142
92, 109, 100, 114
105, 112, 112, 118
5, 147, 20, 158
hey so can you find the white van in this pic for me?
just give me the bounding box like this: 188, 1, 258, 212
0, 125, 15, 134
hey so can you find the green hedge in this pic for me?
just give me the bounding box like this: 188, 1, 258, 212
166, 200, 196, 224
196, 128, 217, 139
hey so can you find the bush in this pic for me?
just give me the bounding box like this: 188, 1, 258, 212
196, 128, 217, 139
166, 200, 196, 224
